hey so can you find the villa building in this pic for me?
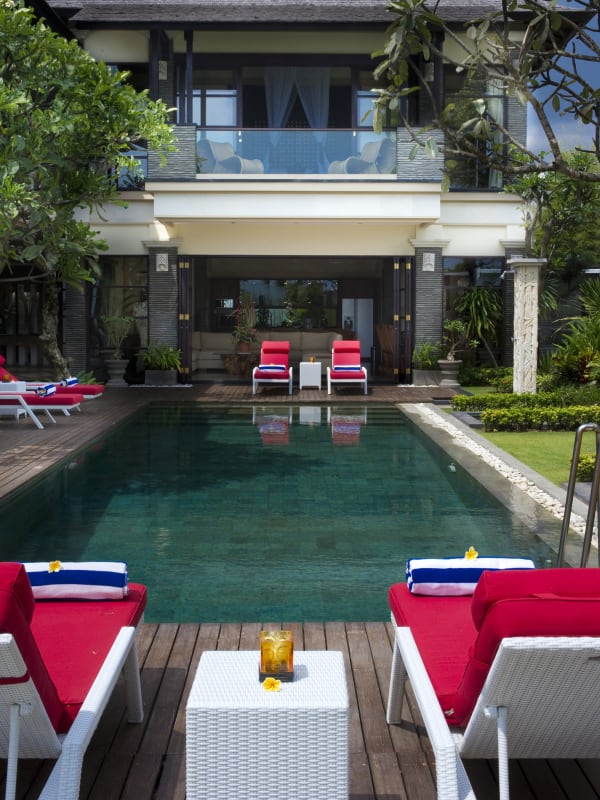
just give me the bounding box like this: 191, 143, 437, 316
14, 0, 527, 381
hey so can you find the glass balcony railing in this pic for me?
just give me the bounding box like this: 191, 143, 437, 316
196, 129, 397, 176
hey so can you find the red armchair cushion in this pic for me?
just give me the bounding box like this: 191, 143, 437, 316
31, 583, 147, 732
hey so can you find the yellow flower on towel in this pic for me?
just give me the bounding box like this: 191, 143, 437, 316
262, 677, 282, 692
48, 560, 62, 573
464, 547, 478, 560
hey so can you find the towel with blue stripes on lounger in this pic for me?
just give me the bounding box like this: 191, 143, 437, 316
406, 556, 535, 595
24, 561, 128, 599
36, 383, 57, 397
60, 376, 79, 386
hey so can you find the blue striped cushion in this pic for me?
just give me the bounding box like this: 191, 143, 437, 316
24, 561, 128, 599
406, 557, 535, 596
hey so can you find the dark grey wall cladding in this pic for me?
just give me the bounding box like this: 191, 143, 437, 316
148, 126, 197, 181
148, 250, 179, 347
63, 285, 87, 373
413, 247, 444, 346
396, 129, 444, 182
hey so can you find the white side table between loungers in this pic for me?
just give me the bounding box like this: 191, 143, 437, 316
186, 650, 349, 800
299, 360, 322, 390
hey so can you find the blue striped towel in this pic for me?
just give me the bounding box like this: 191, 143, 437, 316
60, 377, 79, 386
24, 561, 128, 599
36, 383, 57, 397
406, 556, 535, 596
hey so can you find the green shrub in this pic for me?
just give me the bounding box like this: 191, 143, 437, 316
481, 405, 600, 431
142, 342, 182, 371
452, 385, 600, 412
577, 454, 596, 482
412, 341, 442, 369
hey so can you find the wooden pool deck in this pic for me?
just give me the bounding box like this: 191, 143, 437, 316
2, 382, 600, 799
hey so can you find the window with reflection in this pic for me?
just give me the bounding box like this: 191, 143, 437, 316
213, 279, 338, 331
91, 256, 149, 356
443, 257, 503, 317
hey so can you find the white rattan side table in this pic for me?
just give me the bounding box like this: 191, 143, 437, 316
186, 650, 349, 800
299, 360, 322, 390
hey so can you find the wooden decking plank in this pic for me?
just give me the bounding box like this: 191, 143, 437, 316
302, 620, 327, 649
550, 760, 599, 799
369, 751, 412, 800
138, 624, 198, 757
216, 622, 242, 650
346, 623, 395, 756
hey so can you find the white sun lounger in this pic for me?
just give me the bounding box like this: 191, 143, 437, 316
0, 393, 85, 429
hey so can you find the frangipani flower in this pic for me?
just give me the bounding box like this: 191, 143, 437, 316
48, 560, 62, 573
464, 546, 478, 560
262, 677, 282, 692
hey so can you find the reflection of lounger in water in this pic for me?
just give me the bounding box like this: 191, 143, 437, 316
197, 139, 264, 174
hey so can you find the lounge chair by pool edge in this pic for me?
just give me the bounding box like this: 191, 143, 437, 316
387, 568, 600, 800
0, 562, 146, 800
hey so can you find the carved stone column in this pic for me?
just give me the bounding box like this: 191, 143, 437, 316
510, 258, 545, 394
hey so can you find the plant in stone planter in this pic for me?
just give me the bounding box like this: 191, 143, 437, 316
101, 315, 135, 359
412, 341, 442, 386
413, 341, 442, 370
143, 342, 182, 371
142, 342, 182, 385
230, 292, 257, 351
441, 319, 478, 361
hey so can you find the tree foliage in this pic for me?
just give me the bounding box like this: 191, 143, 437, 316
372, 0, 600, 183
505, 150, 600, 266
0, 0, 173, 374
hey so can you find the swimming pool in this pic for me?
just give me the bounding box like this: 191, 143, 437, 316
2, 404, 559, 622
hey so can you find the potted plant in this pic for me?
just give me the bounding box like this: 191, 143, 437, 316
230, 292, 257, 353
101, 315, 135, 385
412, 341, 442, 386
437, 319, 478, 386
142, 342, 182, 385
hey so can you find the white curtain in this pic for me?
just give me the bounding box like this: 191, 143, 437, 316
486, 79, 504, 189
295, 67, 330, 170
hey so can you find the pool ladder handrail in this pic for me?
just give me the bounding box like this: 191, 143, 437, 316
557, 422, 600, 567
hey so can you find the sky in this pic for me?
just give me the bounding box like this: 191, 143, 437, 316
526, 18, 599, 154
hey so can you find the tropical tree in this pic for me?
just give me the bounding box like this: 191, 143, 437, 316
372, 0, 600, 185
0, 0, 173, 375
455, 286, 503, 366
505, 150, 600, 268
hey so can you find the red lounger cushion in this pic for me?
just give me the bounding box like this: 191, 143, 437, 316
388, 584, 475, 714
253, 368, 290, 379
31, 584, 147, 732
0, 562, 147, 734
330, 369, 365, 379
0, 393, 85, 407
54, 385, 104, 396
389, 568, 600, 727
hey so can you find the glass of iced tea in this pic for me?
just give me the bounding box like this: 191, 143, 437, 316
259, 630, 294, 681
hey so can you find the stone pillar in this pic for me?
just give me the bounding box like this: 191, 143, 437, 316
510, 258, 545, 394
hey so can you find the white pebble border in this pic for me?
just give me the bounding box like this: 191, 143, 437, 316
413, 402, 595, 542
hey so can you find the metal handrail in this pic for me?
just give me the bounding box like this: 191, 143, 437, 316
556, 422, 600, 567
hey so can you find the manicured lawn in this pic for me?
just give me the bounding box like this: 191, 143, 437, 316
479, 429, 596, 486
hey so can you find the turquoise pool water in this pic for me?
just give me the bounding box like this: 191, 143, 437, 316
2, 404, 556, 622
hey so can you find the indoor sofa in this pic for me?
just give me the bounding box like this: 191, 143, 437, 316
192, 330, 342, 374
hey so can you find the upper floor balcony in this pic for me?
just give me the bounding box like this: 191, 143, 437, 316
145, 125, 499, 189
196, 128, 398, 176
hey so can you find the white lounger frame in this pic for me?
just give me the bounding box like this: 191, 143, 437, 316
387, 627, 600, 800
0, 627, 143, 800
0, 394, 81, 429
252, 366, 293, 395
